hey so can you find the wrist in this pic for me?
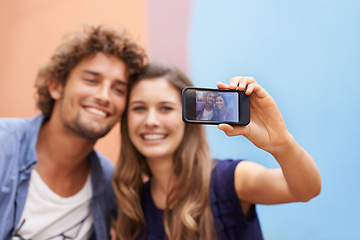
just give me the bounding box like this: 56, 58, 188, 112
267, 134, 297, 159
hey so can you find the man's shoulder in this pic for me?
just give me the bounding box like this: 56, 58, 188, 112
0, 117, 27, 131
89, 151, 115, 202
196, 101, 206, 110
0, 115, 43, 165
0, 117, 29, 143
89, 151, 115, 178
0, 115, 43, 137
94, 152, 115, 171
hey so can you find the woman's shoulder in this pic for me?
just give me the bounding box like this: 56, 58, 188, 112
212, 159, 242, 174
210, 159, 243, 194
210, 159, 263, 239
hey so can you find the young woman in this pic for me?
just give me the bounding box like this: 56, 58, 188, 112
213, 94, 230, 121
112, 62, 321, 240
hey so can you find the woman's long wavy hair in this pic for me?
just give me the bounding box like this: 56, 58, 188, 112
112, 62, 217, 240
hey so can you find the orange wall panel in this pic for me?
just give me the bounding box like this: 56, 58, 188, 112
0, 0, 148, 162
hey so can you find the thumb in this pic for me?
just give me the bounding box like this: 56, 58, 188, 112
218, 124, 246, 137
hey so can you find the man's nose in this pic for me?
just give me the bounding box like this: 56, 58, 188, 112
95, 82, 111, 104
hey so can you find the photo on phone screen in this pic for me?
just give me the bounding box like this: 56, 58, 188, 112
182, 87, 250, 125
195, 90, 238, 122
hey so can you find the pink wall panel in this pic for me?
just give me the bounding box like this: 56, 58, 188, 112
146, 0, 192, 74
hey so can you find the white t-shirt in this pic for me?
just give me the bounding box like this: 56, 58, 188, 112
13, 170, 94, 240
201, 108, 213, 120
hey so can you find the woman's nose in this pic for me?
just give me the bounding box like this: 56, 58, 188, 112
144, 109, 160, 127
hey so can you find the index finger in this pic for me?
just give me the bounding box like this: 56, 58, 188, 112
217, 81, 229, 89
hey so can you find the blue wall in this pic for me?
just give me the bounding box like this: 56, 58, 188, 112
190, 0, 360, 239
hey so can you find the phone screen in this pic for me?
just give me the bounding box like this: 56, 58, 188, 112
183, 88, 239, 123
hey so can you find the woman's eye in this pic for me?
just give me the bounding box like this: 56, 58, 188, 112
132, 106, 146, 111
161, 106, 173, 111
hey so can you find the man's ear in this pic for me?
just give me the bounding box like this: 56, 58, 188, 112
48, 78, 63, 100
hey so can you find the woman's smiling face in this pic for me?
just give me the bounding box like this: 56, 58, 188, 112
215, 95, 224, 109
127, 77, 185, 161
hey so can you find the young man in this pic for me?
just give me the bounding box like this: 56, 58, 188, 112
196, 91, 215, 120
0, 24, 146, 239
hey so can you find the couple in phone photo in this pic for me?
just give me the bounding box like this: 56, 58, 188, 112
196, 91, 237, 122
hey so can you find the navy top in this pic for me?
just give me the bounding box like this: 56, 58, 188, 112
138, 159, 263, 240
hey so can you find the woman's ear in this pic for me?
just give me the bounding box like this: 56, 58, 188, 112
48, 78, 63, 100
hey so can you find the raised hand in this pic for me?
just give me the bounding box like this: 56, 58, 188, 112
217, 77, 292, 154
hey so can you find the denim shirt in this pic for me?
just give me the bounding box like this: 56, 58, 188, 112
0, 115, 116, 240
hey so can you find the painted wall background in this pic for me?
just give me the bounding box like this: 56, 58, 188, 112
146, 0, 360, 238
189, 0, 360, 239
0, 0, 148, 162
1, 0, 359, 239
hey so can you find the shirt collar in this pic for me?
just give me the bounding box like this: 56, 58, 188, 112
20, 114, 46, 173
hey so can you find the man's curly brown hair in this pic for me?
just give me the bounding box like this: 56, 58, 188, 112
35, 24, 146, 117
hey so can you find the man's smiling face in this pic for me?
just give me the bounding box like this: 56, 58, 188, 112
205, 92, 214, 107
51, 52, 128, 140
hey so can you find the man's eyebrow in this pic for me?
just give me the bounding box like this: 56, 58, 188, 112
115, 79, 128, 86
83, 70, 101, 76
82, 70, 127, 86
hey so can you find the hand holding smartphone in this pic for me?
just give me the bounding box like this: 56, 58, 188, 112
182, 87, 250, 125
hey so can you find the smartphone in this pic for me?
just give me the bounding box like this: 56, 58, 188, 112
182, 87, 250, 125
